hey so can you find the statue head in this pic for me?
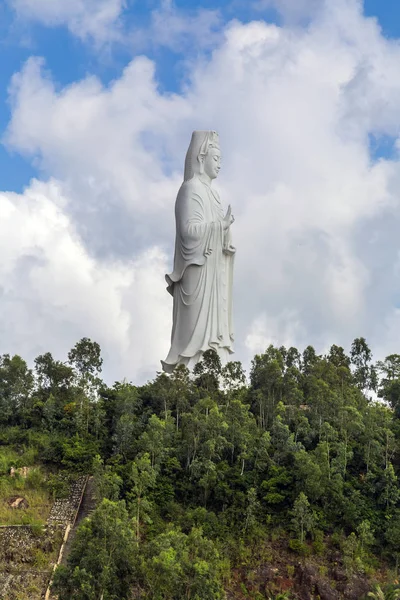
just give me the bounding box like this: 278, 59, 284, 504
184, 131, 221, 182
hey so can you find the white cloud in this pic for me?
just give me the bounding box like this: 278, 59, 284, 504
0, 178, 170, 381
254, 0, 324, 23
4, 0, 400, 380
246, 311, 307, 355
5, 55, 190, 257
7, 0, 125, 44
146, 0, 222, 53
7, 0, 223, 52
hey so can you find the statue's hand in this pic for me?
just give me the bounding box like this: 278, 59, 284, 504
223, 205, 235, 230
223, 244, 236, 256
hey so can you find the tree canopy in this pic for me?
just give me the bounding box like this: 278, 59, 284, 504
1, 339, 400, 598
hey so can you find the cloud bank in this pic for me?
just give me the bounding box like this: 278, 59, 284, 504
3, 0, 400, 381
7, 0, 125, 44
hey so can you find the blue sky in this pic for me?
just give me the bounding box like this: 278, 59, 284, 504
364, 0, 400, 38
0, 0, 396, 193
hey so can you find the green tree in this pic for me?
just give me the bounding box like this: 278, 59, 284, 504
142, 526, 226, 599
140, 414, 174, 469
250, 346, 285, 429
68, 337, 103, 378
170, 364, 192, 431
357, 520, 375, 558
68, 338, 103, 435
221, 360, 246, 394
52, 499, 136, 600
350, 337, 377, 393
243, 487, 261, 537
0, 354, 34, 425
261, 464, 292, 506
290, 492, 314, 544
385, 511, 400, 570
193, 349, 222, 394
379, 462, 400, 511
378, 355, 400, 418
34, 351, 77, 433
35, 352, 74, 398
223, 397, 257, 472
112, 414, 137, 460
342, 531, 359, 575
93, 455, 122, 502
127, 453, 157, 543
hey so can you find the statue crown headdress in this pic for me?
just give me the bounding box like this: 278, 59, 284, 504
184, 130, 220, 181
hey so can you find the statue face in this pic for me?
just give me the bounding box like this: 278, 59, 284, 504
203, 148, 221, 180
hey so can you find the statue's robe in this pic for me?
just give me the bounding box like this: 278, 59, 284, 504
162, 176, 235, 373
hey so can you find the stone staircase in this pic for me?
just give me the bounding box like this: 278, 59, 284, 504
47, 476, 88, 526
44, 476, 96, 600
0, 475, 90, 599
60, 476, 96, 566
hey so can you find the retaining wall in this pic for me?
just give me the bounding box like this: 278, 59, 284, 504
0, 475, 88, 600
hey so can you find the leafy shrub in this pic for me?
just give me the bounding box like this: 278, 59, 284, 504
25, 468, 46, 490
47, 473, 70, 499
313, 529, 325, 555
288, 538, 310, 556
27, 519, 45, 537
287, 564, 295, 578
31, 548, 50, 568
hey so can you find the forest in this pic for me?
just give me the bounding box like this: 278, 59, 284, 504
1, 337, 400, 599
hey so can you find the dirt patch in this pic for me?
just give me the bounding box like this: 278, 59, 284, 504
7, 497, 29, 510
226, 539, 376, 600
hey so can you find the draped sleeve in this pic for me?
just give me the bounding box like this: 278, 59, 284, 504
165, 178, 224, 295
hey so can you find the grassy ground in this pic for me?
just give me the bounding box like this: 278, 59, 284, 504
0, 445, 74, 598
0, 446, 52, 526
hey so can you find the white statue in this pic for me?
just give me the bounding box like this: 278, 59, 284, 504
162, 130, 235, 373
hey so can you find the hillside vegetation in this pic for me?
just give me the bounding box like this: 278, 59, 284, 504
1, 338, 400, 599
